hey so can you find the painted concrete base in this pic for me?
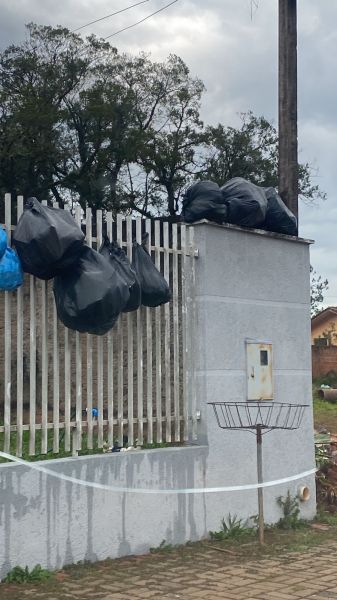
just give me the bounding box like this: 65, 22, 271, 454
0, 443, 315, 578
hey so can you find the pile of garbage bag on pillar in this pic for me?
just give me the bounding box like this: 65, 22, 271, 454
182, 177, 297, 236
8, 197, 171, 335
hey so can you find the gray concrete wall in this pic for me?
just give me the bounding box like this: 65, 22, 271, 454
0, 222, 316, 578
0, 447, 209, 577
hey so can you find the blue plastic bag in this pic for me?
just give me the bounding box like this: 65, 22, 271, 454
0, 247, 24, 291
0, 228, 7, 260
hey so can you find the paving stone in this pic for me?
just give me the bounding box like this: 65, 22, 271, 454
3, 541, 337, 599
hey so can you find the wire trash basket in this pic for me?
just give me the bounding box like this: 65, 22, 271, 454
209, 401, 309, 434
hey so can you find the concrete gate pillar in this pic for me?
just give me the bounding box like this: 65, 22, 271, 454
190, 221, 316, 526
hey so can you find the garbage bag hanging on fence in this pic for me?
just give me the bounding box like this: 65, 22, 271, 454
262, 187, 298, 236
99, 237, 141, 312
13, 197, 85, 280
53, 245, 130, 335
182, 180, 228, 224
220, 177, 268, 228
0, 247, 24, 291
0, 228, 7, 260
132, 234, 171, 307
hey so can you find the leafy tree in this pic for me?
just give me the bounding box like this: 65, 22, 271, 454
310, 266, 328, 316
202, 113, 278, 187
202, 112, 326, 205
60, 69, 136, 213
0, 24, 101, 204
131, 56, 205, 217
58, 53, 206, 216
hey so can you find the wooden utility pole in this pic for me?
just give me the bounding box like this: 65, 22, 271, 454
278, 0, 298, 220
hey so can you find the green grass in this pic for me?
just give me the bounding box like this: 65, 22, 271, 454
313, 398, 337, 412
209, 514, 256, 541
140, 441, 182, 450
150, 539, 177, 553
312, 377, 337, 432
313, 396, 337, 432
0, 428, 104, 463
146, 523, 337, 561
0, 428, 184, 463
2, 565, 52, 584
314, 509, 337, 526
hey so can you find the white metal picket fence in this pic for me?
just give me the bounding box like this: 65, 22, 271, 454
0, 193, 197, 457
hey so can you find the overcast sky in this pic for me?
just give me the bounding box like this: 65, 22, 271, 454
1, 0, 336, 304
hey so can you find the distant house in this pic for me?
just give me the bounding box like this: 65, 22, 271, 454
311, 307, 337, 347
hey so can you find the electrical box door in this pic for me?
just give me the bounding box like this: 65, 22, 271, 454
246, 341, 273, 401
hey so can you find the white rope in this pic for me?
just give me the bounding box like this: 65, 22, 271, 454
0, 451, 316, 495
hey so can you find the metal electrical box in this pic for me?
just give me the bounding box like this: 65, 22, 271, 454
246, 341, 273, 401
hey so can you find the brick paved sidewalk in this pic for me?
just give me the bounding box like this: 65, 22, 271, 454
2, 540, 337, 600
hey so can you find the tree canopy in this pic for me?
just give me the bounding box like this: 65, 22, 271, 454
0, 23, 326, 219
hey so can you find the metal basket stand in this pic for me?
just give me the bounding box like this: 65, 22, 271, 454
208, 401, 309, 545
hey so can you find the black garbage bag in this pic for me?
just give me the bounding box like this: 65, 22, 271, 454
262, 187, 298, 236
13, 197, 85, 280
182, 180, 228, 224
221, 177, 267, 228
53, 245, 130, 335
99, 237, 141, 312
132, 234, 171, 307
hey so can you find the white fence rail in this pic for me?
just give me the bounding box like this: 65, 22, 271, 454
0, 194, 197, 457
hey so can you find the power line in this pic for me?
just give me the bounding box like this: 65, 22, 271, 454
103, 0, 179, 40
72, 0, 151, 32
